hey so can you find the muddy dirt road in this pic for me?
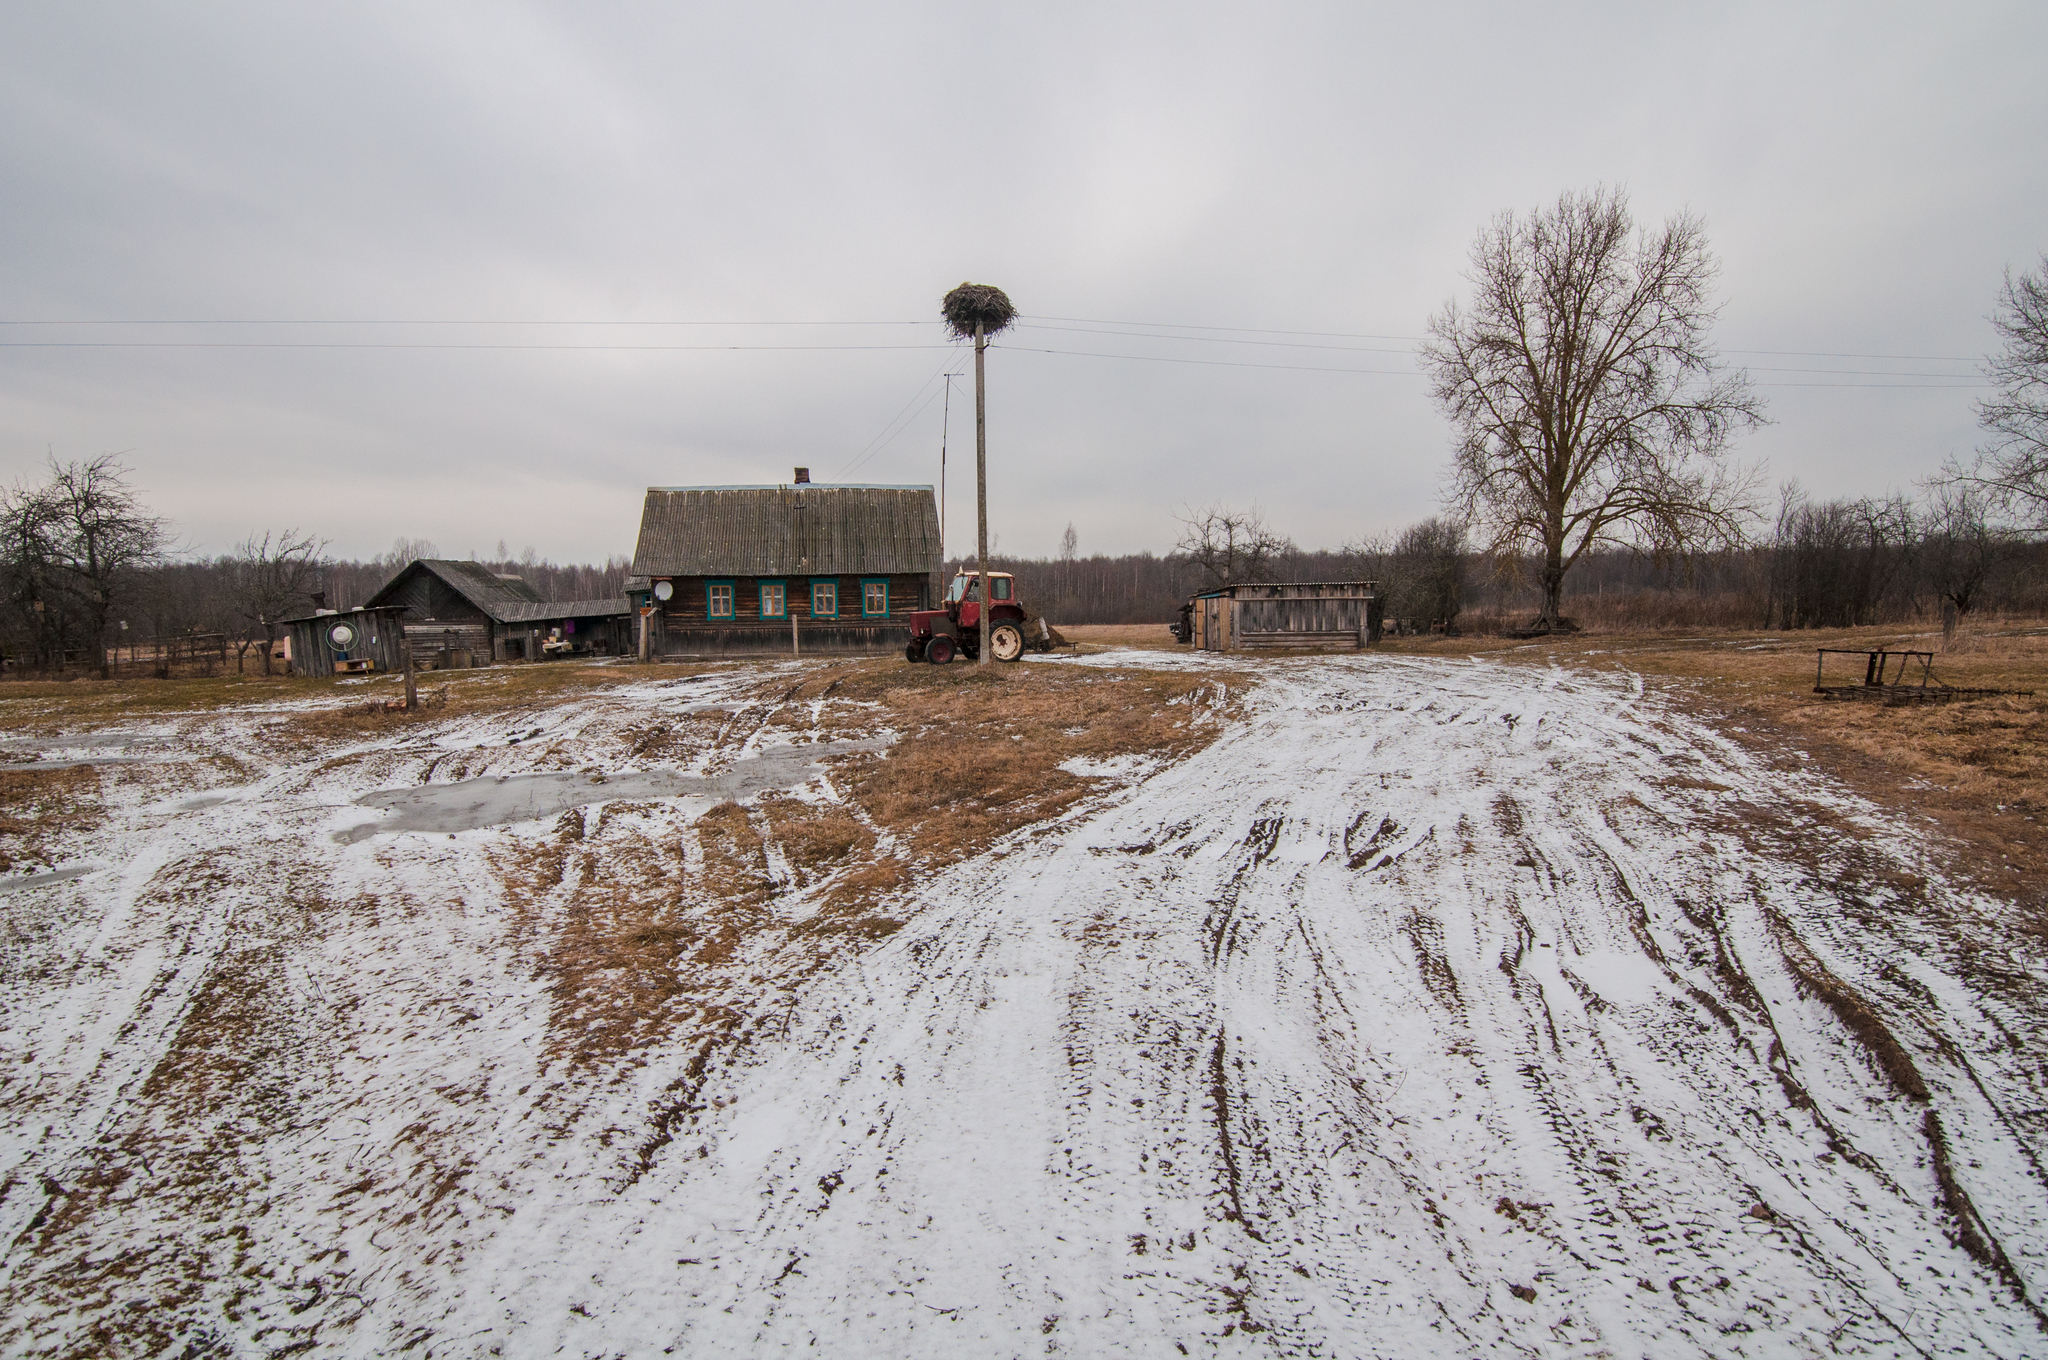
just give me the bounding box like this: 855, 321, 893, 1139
3, 655, 2043, 1356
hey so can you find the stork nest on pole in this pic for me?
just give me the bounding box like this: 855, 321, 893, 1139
942, 282, 1016, 340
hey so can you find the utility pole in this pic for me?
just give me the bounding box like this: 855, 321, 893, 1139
975, 321, 991, 666
940, 373, 951, 554
939, 282, 1015, 665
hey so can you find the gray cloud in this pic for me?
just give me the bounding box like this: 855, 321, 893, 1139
2, 2, 2041, 562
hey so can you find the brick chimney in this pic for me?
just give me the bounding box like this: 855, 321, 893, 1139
793, 466, 810, 484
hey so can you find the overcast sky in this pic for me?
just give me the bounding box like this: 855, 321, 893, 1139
2, 3, 2042, 563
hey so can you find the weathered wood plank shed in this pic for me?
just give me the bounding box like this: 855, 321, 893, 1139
364, 560, 631, 662
280, 606, 409, 677
627, 475, 941, 657
1186, 581, 1382, 651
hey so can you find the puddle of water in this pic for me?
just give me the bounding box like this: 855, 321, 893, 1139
4, 755, 153, 768
0, 731, 174, 767
0, 864, 102, 893
0, 732, 156, 750
335, 737, 889, 842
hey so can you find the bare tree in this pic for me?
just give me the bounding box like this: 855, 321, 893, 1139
1173, 504, 1294, 590
0, 475, 67, 669
227, 530, 327, 674
1057, 521, 1079, 621
1946, 255, 2048, 526
1917, 484, 2012, 619
1421, 187, 1766, 631
9, 456, 170, 676
1393, 517, 1468, 629
1767, 484, 1917, 629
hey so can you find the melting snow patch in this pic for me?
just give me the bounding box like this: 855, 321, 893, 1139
1566, 948, 1668, 1007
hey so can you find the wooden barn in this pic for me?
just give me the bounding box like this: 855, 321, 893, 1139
1183, 581, 1383, 651
280, 606, 410, 677
626, 473, 941, 657
363, 559, 632, 663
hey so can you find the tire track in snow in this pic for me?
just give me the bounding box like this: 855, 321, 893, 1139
419, 655, 2046, 1357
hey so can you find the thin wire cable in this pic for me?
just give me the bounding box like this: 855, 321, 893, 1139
0, 319, 931, 327
1000, 344, 1988, 387
1017, 325, 1970, 376
839, 376, 958, 482
0, 312, 1982, 363
999, 344, 1425, 376
1015, 323, 1420, 355
1019, 314, 1979, 363
832, 355, 965, 481
0, 341, 948, 352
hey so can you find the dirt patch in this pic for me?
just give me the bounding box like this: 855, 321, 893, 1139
0, 765, 102, 873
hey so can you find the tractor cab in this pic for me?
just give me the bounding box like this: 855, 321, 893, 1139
908, 570, 1041, 664
946, 571, 1015, 604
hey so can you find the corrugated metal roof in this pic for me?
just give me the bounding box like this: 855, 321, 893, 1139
629, 486, 941, 578
494, 598, 632, 623
364, 560, 554, 621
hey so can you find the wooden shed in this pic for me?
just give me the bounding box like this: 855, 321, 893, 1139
364, 559, 632, 663
1186, 581, 1382, 652
281, 606, 410, 677
626, 474, 942, 657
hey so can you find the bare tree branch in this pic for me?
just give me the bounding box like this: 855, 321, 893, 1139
1172, 505, 1295, 590
1420, 187, 1767, 630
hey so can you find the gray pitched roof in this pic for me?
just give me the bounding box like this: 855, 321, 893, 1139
629, 484, 941, 578
363, 559, 562, 622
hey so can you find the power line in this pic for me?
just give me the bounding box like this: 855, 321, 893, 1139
1015, 323, 1419, 355
0, 341, 949, 352
1023, 314, 1425, 342
832, 356, 967, 481
0, 318, 930, 327
1019, 314, 1980, 364
1002, 344, 1989, 387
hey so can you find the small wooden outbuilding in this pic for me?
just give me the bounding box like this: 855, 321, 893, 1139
626, 474, 942, 657
281, 606, 410, 677
1185, 581, 1382, 651
364, 559, 632, 663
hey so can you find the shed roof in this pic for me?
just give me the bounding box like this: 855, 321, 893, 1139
629, 484, 941, 579
363, 559, 553, 621
494, 598, 632, 623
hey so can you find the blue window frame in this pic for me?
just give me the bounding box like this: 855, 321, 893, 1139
860, 578, 889, 617
706, 579, 736, 620
809, 579, 839, 618
758, 579, 788, 619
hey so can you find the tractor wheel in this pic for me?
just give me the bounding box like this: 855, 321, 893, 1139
904, 642, 923, 662
924, 635, 957, 664
989, 622, 1025, 663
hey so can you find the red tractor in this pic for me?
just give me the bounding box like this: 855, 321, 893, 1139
906, 571, 1057, 663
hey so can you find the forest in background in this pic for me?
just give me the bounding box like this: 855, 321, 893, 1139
5, 452, 2045, 676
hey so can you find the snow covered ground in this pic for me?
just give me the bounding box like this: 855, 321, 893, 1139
3, 652, 2045, 1356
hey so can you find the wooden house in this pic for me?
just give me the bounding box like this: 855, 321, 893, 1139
280, 606, 410, 677
363, 559, 632, 663
1186, 581, 1382, 651
626, 473, 941, 657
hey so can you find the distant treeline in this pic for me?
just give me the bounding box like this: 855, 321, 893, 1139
8, 455, 2048, 678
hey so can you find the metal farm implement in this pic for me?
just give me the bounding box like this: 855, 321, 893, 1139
1813, 648, 2032, 705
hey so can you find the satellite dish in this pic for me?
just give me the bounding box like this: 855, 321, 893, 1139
653, 580, 674, 601
327, 621, 359, 651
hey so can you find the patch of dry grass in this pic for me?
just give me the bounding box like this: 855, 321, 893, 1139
480, 657, 1228, 1080
0, 765, 102, 873
1060, 623, 1181, 651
